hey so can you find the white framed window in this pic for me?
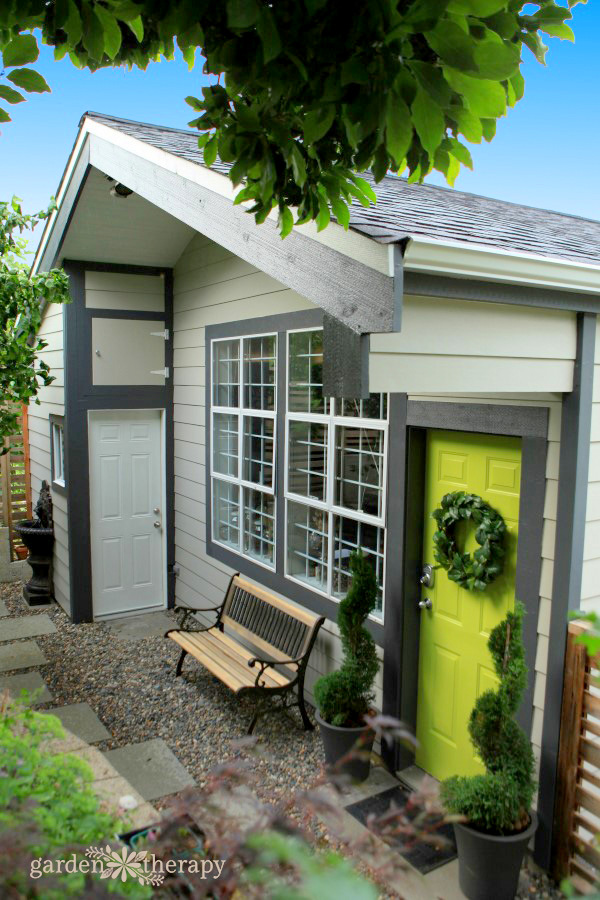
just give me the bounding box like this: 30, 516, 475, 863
51, 419, 66, 487
210, 333, 277, 569
285, 328, 387, 620
209, 326, 389, 622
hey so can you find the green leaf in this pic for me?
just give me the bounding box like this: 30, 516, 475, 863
257, 8, 281, 63
316, 196, 331, 232
181, 45, 196, 70
443, 137, 472, 168
94, 6, 123, 60
227, 0, 260, 28
330, 194, 350, 229
522, 31, 547, 64
127, 15, 144, 42
481, 118, 496, 142
290, 145, 307, 187
82, 5, 105, 60
62, 0, 83, 44
0, 85, 25, 104
341, 58, 369, 86
349, 174, 377, 203
473, 32, 520, 80
541, 23, 575, 40
386, 92, 412, 165
449, 106, 483, 143
410, 61, 452, 106
0, 107, 10, 123
411, 86, 445, 158
447, 0, 506, 14
279, 205, 294, 238
444, 68, 506, 118
203, 135, 218, 166
2, 34, 39, 68
6, 68, 51, 94
426, 22, 476, 71
303, 105, 335, 143
509, 72, 525, 102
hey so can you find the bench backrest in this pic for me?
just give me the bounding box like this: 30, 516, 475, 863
221, 575, 321, 663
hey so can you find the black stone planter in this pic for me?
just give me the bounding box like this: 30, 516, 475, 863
453, 812, 538, 900
315, 710, 375, 782
14, 520, 54, 607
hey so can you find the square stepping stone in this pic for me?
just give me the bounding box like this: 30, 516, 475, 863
107, 611, 174, 641
0, 640, 47, 672
0, 614, 56, 641
0, 671, 53, 703
0, 600, 8, 617
49, 703, 110, 743
104, 739, 195, 801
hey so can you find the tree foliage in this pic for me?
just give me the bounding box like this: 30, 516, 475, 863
441, 602, 536, 834
0, 1, 581, 235
0, 198, 70, 445
314, 549, 380, 728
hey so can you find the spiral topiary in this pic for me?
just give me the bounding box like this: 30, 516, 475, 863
441, 602, 536, 834
313, 549, 380, 728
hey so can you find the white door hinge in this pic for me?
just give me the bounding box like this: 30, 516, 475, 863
150, 367, 170, 378
150, 329, 170, 340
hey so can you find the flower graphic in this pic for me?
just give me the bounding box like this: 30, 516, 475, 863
86, 845, 163, 886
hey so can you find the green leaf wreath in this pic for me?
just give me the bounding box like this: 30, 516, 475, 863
432, 491, 506, 592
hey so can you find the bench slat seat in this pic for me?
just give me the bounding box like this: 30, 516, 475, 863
166, 573, 324, 733
168, 630, 292, 693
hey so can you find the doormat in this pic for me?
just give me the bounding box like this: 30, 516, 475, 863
344, 784, 457, 874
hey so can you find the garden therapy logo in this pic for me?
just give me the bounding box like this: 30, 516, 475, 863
30, 846, 225, 885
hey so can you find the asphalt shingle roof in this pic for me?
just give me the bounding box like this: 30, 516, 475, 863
85, 111, 600, 268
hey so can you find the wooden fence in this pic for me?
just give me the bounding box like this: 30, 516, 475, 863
552, 620, 600, 892
0, 405, 32, 561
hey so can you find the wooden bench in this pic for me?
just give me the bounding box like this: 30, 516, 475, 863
165, 574, 325, 734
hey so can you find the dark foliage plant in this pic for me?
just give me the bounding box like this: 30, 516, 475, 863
441, 602, 536, 835
314, 549, 380, 728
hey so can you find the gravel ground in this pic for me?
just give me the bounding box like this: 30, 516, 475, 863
0, 581, 565, 898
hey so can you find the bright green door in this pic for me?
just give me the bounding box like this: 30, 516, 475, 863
415, 430, 521, 782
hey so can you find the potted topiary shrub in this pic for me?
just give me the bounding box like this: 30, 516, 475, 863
441, 602, 537, 900
313, 549, 380, 782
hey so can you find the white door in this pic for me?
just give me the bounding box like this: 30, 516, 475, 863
89, 410, 165, 617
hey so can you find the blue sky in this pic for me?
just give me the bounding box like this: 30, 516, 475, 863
1, 2, 598, 256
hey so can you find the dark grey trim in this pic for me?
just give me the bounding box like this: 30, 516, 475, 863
535, 311, 597, 869
205, 308, 385, 644
392, 243, 404, 332
382, 403, 548, 799
63, 259, 174, 623
407, 401, 549, 438
89, 134, 395, 334
322, 314, 369, 399
75, 260, 166, 277
404, 271, 600, 314
48, 414, 67, 497
87, 309, 165, 321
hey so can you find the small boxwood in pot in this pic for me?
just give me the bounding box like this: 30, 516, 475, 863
313, 550, 380, 780
441, 602, 537, 900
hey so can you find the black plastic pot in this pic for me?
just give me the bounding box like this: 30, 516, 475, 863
315, 710, 375, 782
14, 520, 54, 606
453, 811, 538, 900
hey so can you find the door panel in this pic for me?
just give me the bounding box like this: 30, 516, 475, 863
90, 410, 165, 617
415, 430, 521, 781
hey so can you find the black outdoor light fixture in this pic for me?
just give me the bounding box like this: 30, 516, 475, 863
110, 181, 134, 198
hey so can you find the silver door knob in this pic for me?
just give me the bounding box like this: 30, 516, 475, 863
418, 598, 433, 610
153, 507, 160, 514
153, 521, 161, 528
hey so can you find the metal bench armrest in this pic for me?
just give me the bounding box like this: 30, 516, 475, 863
174, 602, 224, 631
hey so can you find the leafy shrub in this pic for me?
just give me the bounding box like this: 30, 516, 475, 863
0, 690, 148, 898
314, 550, 379, 727
441, 602, 536, 834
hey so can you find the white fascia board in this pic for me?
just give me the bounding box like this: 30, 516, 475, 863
80, 116, 389, 276
404, 235, 600, 295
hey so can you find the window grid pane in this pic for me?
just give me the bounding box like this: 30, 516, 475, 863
243, 335, 276, 410
338, 394, 388, 420
288, 330, 327, 414
213, 480, 240, 551
288, 420, 328, 502
243, 488, 275, 566
213, 412, 239, 478
332, 515, 385, 617
213, 339, 239, 408
335, 425, 385, 519
287, 501, 328, 592
242, 415, 275, 489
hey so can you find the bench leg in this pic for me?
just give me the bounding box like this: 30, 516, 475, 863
175, 648, 188, 677
297, 679, 314, 731
247, 711, 260, 735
